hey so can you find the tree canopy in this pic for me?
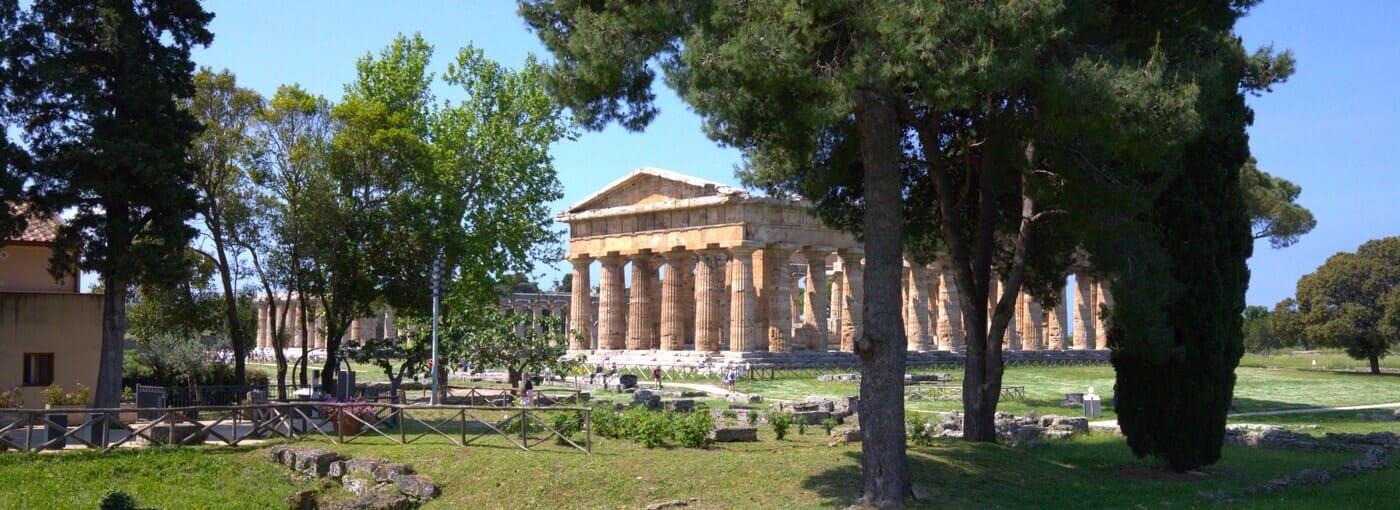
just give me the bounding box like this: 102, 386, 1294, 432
1241, 157, 1316, 249
522, 0, 1289, 494
1295, 236, 1400, 374
4, 0, 213, 407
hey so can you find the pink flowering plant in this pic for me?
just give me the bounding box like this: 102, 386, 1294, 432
325, 397, 377, 424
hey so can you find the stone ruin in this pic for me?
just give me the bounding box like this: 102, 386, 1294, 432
269, 445, 438, 510
772, 396, 859, 425
912, 411, 1091, 444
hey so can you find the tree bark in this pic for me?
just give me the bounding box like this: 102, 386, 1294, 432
96, 279, 128, 408
210, 229, 247, 384
853, 89, 911, 507
1370, 354, 1381, 374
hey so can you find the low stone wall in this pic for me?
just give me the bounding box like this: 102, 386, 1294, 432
269, 445, 439, 509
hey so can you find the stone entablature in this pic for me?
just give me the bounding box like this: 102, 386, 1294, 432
559, 168, 1114, 355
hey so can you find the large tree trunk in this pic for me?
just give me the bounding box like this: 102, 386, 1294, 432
1370, 354, 1381, 374
210, 231, 246, 384
853, 89, 910, 507
96, 279, 129, 408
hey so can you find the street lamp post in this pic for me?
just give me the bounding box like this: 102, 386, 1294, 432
430, 254, 443, 405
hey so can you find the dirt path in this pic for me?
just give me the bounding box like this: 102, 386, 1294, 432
1089, 402, 1400, 429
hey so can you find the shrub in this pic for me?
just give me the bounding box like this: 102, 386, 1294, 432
770, 411, 793, 440
42, 383, 86, 406
630, 408, 671, 448
906, 413, 937, 447
820, 417, 839, 435
720, 409, 738, 426
745, 410, 758, 426
0, 387, 23, 408
673, 410, 714, 448
550, 411, 584, 445
591, 405, 627, 439
99, 491, 138, 510
42, 384, 64, 406
246, 368, 271, 386
797, 419, 807, 435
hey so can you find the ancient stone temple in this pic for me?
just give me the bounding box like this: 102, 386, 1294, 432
558, 168, 1113, 358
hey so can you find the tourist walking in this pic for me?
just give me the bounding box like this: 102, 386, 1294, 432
652, 365, 663, 389
723, 368, 737, 393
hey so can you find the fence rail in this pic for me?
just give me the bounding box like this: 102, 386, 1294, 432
0, 402, 591, 455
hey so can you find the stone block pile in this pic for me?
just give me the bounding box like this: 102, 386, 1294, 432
911, 411, 1091, 443
773, 396, 858, 425
268, 445, 439, 509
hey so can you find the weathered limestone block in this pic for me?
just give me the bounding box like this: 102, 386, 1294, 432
346, 458, 385, 476
665, 399, 695, 413
393, 474, 439, 500
327, 460, 348, 479
710, 426, 758, 442
724, 393, 763, 404
793, 411, 831, 425
372, 462, 414, 483
321, 493, 413, 510
832, 427, 862, 443
295, 448, 343, 477
344, 476, 374, 496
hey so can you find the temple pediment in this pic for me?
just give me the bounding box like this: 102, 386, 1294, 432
563, 167, 746, 215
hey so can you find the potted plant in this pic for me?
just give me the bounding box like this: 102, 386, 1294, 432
42, 383, 88, 449
326, 397, 375, 435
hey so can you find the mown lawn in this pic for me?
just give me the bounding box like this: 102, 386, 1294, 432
1, 431, 1395, 509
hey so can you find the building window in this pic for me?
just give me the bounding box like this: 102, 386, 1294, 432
23, 353, 54, 387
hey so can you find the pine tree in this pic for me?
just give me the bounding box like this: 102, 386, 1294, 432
5, 0, 213, 407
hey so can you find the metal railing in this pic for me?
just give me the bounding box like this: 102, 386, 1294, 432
0, 402, 591, 455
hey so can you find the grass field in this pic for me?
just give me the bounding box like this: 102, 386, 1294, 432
1, 431, 1395, 509
4, 353, 1395, 509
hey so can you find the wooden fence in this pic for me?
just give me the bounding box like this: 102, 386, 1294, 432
0, 402, 591, 455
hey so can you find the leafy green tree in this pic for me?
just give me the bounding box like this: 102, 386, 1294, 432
127, 249, 224, 343
445, 310, 577, 389
1270, 298, 1307, 349
1241, 157, 1316, 249
4, 0, 213, 407
340, 323, 432, 404
1295, 237, 1400, 374
304, 34, 568, 392
1242, 306, 1280, 352
186, 68, 265, 384
250, 84, 334, 394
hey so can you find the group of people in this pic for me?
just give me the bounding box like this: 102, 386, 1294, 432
584, 361, 747, 393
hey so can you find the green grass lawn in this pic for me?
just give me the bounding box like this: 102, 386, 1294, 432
5, 359, 1395, 509
1, 431, 1394, 509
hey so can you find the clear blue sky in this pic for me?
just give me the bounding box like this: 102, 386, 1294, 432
188, 0, 1399, 308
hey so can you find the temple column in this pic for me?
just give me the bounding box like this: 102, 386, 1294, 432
597, 254, 627, 349
568, 256, 593, 349
1094, 277, 1112, 349
790, 271, 802, 335
315, 314, 326, 349
721, 254, 732, 350
683, 255, 696, 348
384, 308, 396, 339
649, 257, 662, 348
1022, 294, 1044, 350
766, 247, 793, 352
1073, 274, 1095, 350
938, 265, 963, 351
838, 251, 864, 352
532, 301, 546, 337
1005, 290, 1021, 351
802, 248, 829, 352
829, 267, 845, 351
1047, 295, 1068, 350
728, 246, 759, 352
693, 250, 723, 352
906, 259, 932, 351
628, 253, 658, 350
925, 265, 941, 350
659, 250, 689, 351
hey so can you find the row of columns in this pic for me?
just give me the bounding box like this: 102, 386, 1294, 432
568, 248, 1115, 353
897, 261, 1113, 351
568, 246, 863, 353
503, 298, 570, 337
254, 299, 396, 349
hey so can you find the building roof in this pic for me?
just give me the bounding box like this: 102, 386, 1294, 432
5, 202, 61, 244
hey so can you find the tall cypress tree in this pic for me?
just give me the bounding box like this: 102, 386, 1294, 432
1101, 1, 1293, 471
4, 0, 213, 407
